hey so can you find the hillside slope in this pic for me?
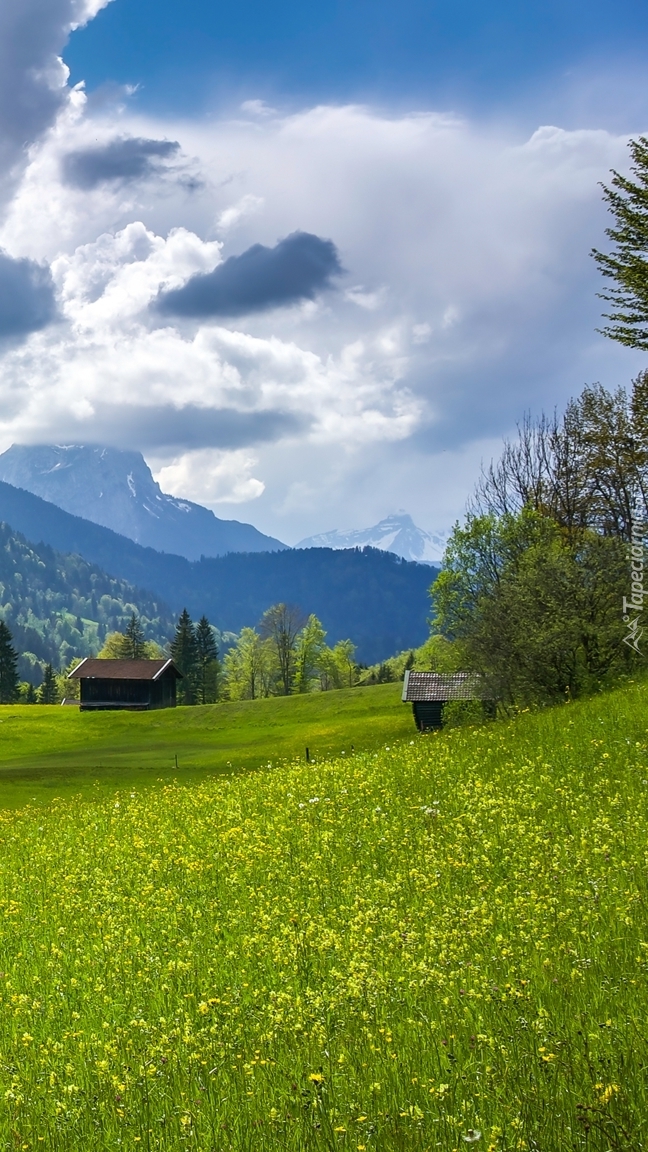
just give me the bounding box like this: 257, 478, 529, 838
0, 481, 437, 662
0, 522, 172, 681
0, 444, 287, 559
0, 682, 643, 1147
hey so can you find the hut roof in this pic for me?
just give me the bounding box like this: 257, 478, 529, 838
69, 658, 182, 681
402, 670, 485, 702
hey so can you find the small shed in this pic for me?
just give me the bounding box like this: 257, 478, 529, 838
68, 658, 182, 712
402, 670, 493, 730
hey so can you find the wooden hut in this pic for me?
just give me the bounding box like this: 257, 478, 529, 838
68, 658, 182, 712
402, 670, 493, 730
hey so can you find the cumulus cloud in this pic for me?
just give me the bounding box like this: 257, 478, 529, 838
155, 231, 343, 318
61, 136, 181, 189
0, 219, 415, 463
0, 251, 56, 339
0, 95, 645, 541
156, 448, 266, 504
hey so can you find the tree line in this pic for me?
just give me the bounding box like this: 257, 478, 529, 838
169, 602, 358, 703
432, 378, 645, 706
0, 603, 360, 705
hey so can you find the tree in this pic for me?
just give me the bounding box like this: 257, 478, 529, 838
331, 639, 358, 687
592, 136, 648, 349
56, 657, 83, 701
293, 615, 326, 693
0, 622, 19, 704
259, 603, 306, 695
317, 647, 338, 691
195, 615, 219, 704
38, 663, 59, 705
223, 628, 272, 700
170, 609, 198, 704
472, 381, 648, 543
433, 508, 631, 706
98, 632, 163, 660
122, 612, 147, 659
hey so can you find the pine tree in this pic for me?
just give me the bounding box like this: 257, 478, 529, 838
38, 663, 59, 704
195, 615, 219, 704
170, 609, 198, 704
592, 136, 648, 349
122, 612, 147, 659
0, 622, 19, 704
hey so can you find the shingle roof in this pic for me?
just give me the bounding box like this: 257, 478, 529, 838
68, 658, 182, 681
402, 670, 486, 702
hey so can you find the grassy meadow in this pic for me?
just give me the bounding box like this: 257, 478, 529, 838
0, 684, 409, 808
0, 682, 645, 1149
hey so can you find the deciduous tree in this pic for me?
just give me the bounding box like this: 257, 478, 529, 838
331, 639, 358, 687
223, 628, 272, 700
433, 508, 631, 706
259, 603, 306, 695
293, 615, 326, 693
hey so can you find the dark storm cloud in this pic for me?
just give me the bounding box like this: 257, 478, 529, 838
48, 404, 307, 451
0, 252, 56, 339
155, 231, 343, 318
61, 136, 181, 189
0, 0, 110, 200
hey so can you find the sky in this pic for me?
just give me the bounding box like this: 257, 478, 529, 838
0, 0, 646, 546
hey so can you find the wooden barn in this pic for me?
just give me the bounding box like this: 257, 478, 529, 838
402, 670, 494, 730
68, 658, 182, 712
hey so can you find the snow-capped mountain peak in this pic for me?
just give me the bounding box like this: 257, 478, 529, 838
297, 512, 446, 563
0, 444, 286, 560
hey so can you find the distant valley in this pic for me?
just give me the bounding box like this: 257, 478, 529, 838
0, 481, 438, 671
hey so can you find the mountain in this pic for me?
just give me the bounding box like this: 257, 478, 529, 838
0, 444, 286, 560
298, 512, 447, 563
0, 522, 173, 684
0, 481, 438, 664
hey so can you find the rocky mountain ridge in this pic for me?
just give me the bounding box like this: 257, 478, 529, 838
0, 444, 286, 560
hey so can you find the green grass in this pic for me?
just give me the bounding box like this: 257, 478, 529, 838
0, 682, 646, 1150
0, 684, 410, 808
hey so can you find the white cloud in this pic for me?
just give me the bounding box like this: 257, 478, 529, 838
240, 100, 277, 118
0, 85, 644, 540
216, 194, 265, 235
155, 447, 265, 504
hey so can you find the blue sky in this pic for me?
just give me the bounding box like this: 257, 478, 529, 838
66, 0, 648, 124
0, 0, 646, 547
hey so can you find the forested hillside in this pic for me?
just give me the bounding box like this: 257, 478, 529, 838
0, 523, 173, 683
0, 482, 437, 663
